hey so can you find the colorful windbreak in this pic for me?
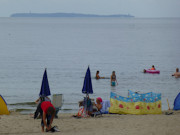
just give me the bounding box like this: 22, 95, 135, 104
109, 90, 162, 114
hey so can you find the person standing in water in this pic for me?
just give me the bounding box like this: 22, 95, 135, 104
111, 71, 118, 86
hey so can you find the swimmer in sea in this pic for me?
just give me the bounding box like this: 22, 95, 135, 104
96, 71, 105, 79
96, 71, 100, 79
172, 68, 180, 78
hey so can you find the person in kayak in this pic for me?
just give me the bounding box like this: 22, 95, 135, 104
150, 65, 156, 70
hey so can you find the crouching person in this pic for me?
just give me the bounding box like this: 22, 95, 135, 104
41, 101, 55, 132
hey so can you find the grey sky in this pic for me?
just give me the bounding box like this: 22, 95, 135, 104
0, 0, 180, 17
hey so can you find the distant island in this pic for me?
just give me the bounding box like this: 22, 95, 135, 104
10, 13, 134, 18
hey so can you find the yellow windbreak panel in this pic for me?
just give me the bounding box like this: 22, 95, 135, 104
109, 92, 162, 115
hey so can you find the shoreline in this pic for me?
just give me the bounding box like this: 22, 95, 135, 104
0, 110, 180, 135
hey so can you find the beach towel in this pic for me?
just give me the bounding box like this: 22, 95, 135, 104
101, 100, 110, 114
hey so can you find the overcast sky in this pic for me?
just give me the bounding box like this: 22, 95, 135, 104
0, 0, 180, 17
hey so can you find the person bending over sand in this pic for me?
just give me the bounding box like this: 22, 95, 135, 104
40, 101, 55, 132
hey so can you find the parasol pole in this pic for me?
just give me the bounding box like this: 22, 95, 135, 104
167, 98, 171, 110
85, 93, 89, 116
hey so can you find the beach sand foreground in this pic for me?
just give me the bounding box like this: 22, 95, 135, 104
0, 111, 180, 135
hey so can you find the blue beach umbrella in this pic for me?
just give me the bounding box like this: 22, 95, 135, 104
174, 93, 180, 110
82, 67, 93, 95
39, 68, 51, 96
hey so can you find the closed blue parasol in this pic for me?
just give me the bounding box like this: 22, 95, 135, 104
82, 67, 93, 94
39, 68, 51, 96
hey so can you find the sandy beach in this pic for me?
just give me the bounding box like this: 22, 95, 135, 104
0, 111, 180, 135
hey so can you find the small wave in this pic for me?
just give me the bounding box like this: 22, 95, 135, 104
63, 102, 78, 105
61, 109, 73, 110
13, 108, 33, 112
13, 108, 73, 113
8, 102, 36, 106
2, 95, 19, 97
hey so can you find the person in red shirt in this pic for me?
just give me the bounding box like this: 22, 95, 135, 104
40, 101, 55, 132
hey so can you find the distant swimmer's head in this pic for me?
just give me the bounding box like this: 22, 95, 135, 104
176, 68, 179, 72
152, 65, 155, 68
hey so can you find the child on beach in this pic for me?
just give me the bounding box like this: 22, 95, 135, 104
40, 101, 55, 132
73, 96, 93, 118
111, 71, 118, 86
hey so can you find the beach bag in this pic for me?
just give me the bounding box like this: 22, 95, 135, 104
77, 108, 84, 117
77, 107, 89, 117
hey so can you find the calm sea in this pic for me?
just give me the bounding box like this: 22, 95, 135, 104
0, 17, 180, 113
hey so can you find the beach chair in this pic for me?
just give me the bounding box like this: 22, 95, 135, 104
91, 110, 102, 117
52, 94, 63, 118
91, 100, 110, 117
